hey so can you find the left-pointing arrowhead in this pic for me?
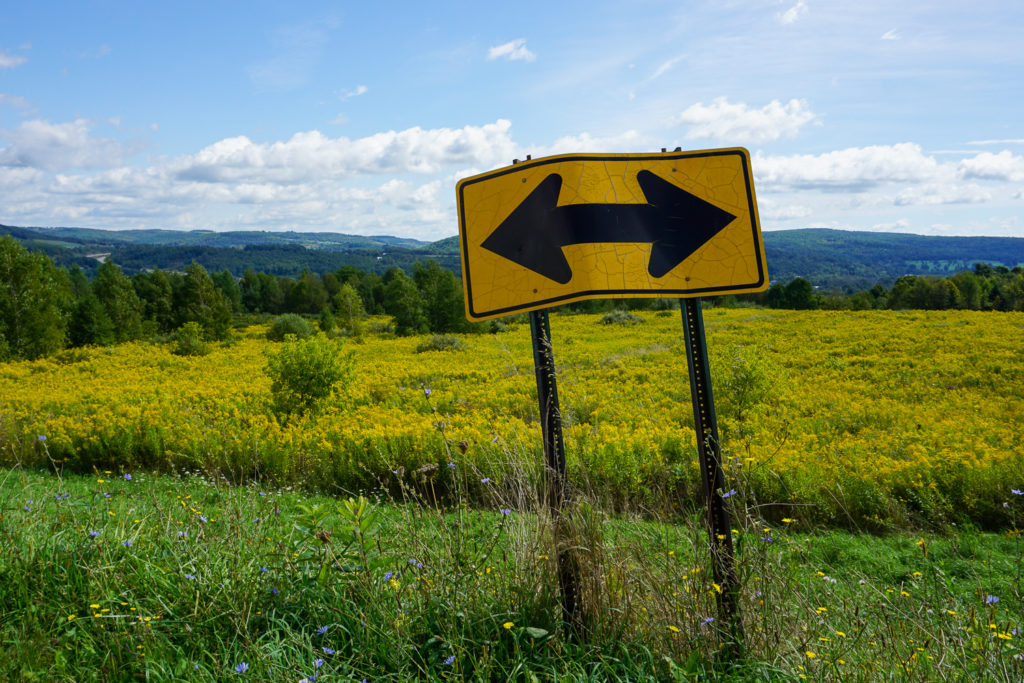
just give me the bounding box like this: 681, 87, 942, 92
638, 170, 737, 278
480, 173, 572, 284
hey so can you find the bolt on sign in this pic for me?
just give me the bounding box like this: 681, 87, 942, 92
456, 148, 768, 321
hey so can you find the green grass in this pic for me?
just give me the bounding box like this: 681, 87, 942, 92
2, 465, 1022, 681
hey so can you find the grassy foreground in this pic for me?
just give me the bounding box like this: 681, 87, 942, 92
2, 465, 1022, 681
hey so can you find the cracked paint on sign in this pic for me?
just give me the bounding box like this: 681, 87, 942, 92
456, 148, 767, 321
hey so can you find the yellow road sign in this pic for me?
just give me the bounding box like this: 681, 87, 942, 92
456, 148, 767, 321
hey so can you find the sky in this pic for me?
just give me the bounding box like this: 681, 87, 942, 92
1, 0, 1022, 241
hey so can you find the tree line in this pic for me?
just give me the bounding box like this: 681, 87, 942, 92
0, 235, 473, 361
756, 264, 1024, 312
3, 232, 1023, 362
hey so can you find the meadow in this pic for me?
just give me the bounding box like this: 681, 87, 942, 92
1, 308, 1022, 530
2, 308, 1023, 680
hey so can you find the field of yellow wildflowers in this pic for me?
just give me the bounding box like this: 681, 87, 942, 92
2, 308, 1022, 529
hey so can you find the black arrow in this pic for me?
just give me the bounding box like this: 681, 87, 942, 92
480, 170, 737, 284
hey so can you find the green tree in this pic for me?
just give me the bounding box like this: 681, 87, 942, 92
92, 260, 144, 342
784, 277, 817, 310
67, 294, 115, 347
383, 268, 427, 336
133, 269, 176, 332
212, 270, 243, 313
175, 261, 233, 340
0, 236, 70, 360
413, 259, 468, 333
332, 283, 366, 338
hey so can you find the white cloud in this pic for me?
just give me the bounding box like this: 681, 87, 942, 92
649, 56, 683, 81
487, 39, 536, 62
893, 183, 991, 206
340, 85, 368, 100
754, 143, 945, 190
0, 94, 32, 111
779, 1, 808, 25
968, 139, 1024, 145
757, 200, 813, 220
881, 29, 900, 41
173, 119, 518, 182
958, 151, 1024, 181
533, 129, 645, 157
0, 118, 131, 171
676, 97, 817, 144
0, 49, 27, 69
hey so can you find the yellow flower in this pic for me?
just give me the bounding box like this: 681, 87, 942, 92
668, 625, 680, 633
503, 622, 514, 630
805, 651, 816, 659
67, 614, 76, 621
782, 518, 793, 524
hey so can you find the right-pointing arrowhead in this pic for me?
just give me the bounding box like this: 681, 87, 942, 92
481, 173, 572, 284
638, 170, 737, 279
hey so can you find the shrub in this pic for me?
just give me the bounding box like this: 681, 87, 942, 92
266, 314, 314, 342
171, 321, 211, 357
600, 310, 644, 325
416, 334, 466, 353
264, 333, 354, 416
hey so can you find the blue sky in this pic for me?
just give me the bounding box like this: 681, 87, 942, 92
1, 0, 1022, 240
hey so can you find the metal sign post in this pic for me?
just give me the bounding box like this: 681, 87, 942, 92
681, 297, 743, 651
529, 309, 582, 632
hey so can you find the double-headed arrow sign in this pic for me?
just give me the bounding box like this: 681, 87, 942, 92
456, 149, 767, 321
480, 170, 737, 284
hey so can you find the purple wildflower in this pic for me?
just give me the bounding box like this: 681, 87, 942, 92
123, 473, 132, 481
234, 662, 248, 673
701, 616, 715, 626
314, 659, 324, 669
1012, 489, 1023, 496
443, 655, 455, 665
316, 625, 329, 635
500, 508, 511, 516
383, 571, 393, 581
721, 489, 737, 499
986, 595, 999, 605
122, 540, 133, 547
89, 530, 99, 537
322, 647, 335, 655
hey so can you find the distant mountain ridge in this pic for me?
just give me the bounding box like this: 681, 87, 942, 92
2, 223, 1022, 292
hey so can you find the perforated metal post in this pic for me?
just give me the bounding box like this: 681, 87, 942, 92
681, 297, 743, 650
529, 309, 581, 632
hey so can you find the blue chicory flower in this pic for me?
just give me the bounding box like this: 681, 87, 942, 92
234, 662, 248, 673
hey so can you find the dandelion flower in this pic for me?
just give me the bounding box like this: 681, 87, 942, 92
503, 622, 514, 630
